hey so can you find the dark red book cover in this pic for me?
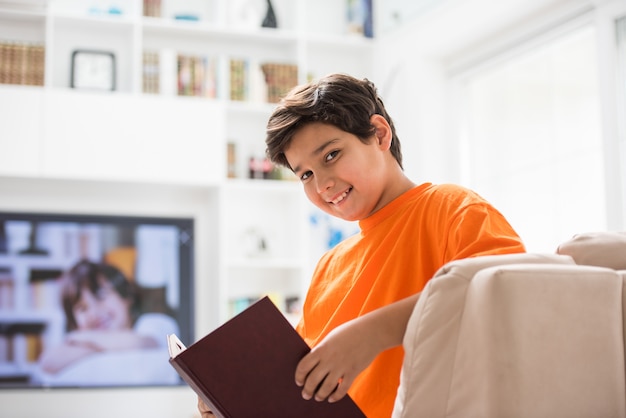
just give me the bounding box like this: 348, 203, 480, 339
168, 296, 367, 418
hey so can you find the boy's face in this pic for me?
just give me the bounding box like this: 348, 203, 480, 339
284, 118, 394, 221
73, 278, 132, 331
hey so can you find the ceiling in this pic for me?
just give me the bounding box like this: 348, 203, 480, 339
377, 0, 593, 58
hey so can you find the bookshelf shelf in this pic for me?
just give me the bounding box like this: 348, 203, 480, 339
227, 258, 303, 270
52, 12, 137, 28
0, 0, 374, 325
142, 17, 299, 43
0, 8, 46, 21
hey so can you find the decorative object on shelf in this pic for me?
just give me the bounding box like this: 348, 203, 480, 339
228, 0, 266, 29
248, 156, 274, 179
70, 50, 116, 91
241, 227, 268, 257
173, 14, 200, 21
261, 0, 277, 28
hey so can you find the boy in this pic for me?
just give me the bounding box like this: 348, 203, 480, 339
199, 73, 525, 417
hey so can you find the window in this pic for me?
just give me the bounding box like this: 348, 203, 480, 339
454, 24, 605, 251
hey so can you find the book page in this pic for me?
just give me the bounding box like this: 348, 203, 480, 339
167, 334, 187, 358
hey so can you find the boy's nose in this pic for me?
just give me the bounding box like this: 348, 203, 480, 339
315, 173, 334, 194
85, 304, 106, 327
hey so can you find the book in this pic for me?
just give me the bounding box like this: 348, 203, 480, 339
261, 62, 298, 103
167, 296, 366, 418
142, 51, 160, 94
229, 58, 248, 101
177, 54, 217, 98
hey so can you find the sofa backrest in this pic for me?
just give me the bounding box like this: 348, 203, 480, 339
557, 231, 626, 270
392, 251, 626, 418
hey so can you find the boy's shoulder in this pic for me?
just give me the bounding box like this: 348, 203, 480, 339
409, 182, 478, 202
405, 183, 494, 215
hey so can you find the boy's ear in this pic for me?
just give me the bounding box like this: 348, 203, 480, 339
370, 114, 392, 150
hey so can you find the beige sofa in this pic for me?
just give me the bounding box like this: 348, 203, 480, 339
392, 232, 626, 418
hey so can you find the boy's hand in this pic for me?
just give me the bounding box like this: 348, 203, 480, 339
294, 319, 380, 403
197, 397, 215, 417
294, 293, 420, 403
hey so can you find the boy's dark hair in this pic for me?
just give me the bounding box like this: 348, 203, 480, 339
265, 73, 402, 170
61, 259, 141, 331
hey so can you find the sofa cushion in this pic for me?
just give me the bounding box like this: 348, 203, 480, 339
557, 231, 626, 270
392, 253, 626, 418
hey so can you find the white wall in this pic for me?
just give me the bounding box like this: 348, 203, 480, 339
374, 0, 597, 185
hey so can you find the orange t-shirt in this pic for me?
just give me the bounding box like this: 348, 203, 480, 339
296, 183, 525, 418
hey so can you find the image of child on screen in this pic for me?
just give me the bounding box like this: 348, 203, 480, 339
38, 260, 179, 384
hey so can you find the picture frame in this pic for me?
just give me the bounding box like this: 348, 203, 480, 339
70, 49, 116, 91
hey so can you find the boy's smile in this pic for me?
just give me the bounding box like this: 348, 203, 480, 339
329, 187, 352, 205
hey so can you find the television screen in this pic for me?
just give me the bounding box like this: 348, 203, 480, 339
0, 211, 194, 389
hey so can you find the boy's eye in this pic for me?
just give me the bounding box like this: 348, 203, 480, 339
300, 171, 312, 181
325, 150, 339, 162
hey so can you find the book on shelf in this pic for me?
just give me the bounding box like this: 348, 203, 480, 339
142, 51, 160, 94
167, 296, 366, 418
142, 0, 161, 17
229, 58, 248, 101
261, 62, 298, 103
177, 54, 217, 98
0, 268, 13, 310
0, 41, 45, 86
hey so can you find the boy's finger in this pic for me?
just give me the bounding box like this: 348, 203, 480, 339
301, 366, 330, 400
328, 377, 351, 403
313, 375, 342, 401
294, 353, 318, 386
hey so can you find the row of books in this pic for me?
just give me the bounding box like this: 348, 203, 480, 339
143, 51, 219, 97
0, 275, 61, 311
231, 59, 298, 103
142, 52, 298, 102
177, 54, 217, 98
0, 41, 45, 86
261, 62, 298, 103
0, 332, 43, 363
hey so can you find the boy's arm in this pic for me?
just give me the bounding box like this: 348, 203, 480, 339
38, 342, 99, 374
295, 292, 420, 403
